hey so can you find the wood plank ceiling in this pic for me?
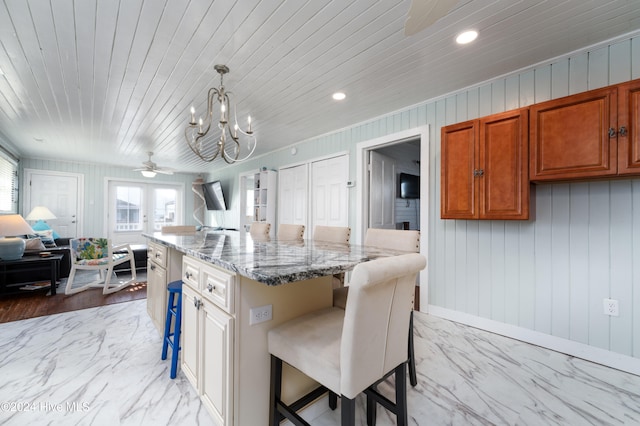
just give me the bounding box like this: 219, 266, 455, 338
0, 0, 639, 173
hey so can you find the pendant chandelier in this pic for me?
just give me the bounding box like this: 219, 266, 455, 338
185, 65, 256, 163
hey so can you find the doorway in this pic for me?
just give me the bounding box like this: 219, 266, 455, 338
107, 180, 184, 245
23, 169, 84, 238
356, 125, 429, 311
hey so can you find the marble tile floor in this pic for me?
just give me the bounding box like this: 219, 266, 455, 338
1, 300, 639, 425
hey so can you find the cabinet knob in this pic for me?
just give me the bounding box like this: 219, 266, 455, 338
207, 283, 216, 292
609, 127, 617, 138
473, 169, 484, 177
185, 271, 191, 279
619, 126, 628, 137
193, 296, 201, 309
150, 264, 156, 271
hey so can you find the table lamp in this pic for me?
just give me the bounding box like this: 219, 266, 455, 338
25, 206, 57, 231
0, 214, 34, 260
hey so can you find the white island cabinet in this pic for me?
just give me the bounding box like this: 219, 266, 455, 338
146, 241, 182, 335
144, 230, 403, 426
181, 254, 332, 426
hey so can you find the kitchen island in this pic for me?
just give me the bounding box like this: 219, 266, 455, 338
144, 230, 405, 426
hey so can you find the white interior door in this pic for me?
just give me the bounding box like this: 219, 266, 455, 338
311, 155, 348, 235
368, 151, 395, 229
107, 180, 183, 245
24, 169, 82, 238
278, 164, 308, 231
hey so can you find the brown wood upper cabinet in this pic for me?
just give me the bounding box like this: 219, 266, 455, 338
530, 79, 640, 181
441, 108, 529, 220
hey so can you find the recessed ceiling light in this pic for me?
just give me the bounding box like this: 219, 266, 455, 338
456, 30, 478, 45
332, 92, 346, 101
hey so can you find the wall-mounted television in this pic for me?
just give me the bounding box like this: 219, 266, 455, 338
399, 173, 420, 199
202, 181, 228, 210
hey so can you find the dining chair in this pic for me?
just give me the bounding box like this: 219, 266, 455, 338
268, 253, 426, 426
333, 228, 421, 387
64, 237, 137, 295
277, 223, 305, 240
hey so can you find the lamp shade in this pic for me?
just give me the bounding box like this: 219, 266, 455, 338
0, 214, 34, 237
25, 206, 57, 221
0, 214, 34, 260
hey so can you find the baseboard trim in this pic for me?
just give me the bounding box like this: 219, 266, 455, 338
427, 305, 640, 377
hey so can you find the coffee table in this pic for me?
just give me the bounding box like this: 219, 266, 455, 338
0, 253, 64, 296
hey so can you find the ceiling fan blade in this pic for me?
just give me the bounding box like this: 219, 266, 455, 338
404, 0, 458, 36
154, 169, 174, 175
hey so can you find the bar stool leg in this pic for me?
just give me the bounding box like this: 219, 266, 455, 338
170, 290, 183, 379
161, 291, 175, 361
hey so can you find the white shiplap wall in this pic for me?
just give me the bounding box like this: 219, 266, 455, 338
206, 34, 640, 371
18, 157, 201, 237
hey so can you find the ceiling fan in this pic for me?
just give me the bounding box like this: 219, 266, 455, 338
404, 0, 458, 36
134, 152, 174, 177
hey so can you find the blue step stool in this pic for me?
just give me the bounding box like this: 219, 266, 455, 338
161, 280, 183, 379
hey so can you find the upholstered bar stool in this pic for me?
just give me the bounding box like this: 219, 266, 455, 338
277, 223, 305, 240
333, 228, 421, 387
313, 225, 351, 288
249, 222, 271, 239
161, 280, 183, 379
268, 253, 426, 426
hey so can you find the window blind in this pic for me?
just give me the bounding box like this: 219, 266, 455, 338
0, 149, 18, 213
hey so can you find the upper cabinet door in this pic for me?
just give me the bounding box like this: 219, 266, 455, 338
479, 109, 529, 220
617, 79, 640, 175
529, 87, 618, 182
441, 110, 529, 220
441, 120, 478, 219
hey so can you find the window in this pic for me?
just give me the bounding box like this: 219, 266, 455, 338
0, 149, 18, 213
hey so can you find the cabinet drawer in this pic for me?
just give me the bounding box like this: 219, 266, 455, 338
182, 257, 200, 290
201, 264, 235, 314
149, 242, 168, 268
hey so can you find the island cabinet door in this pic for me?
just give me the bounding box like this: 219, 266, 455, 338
181, 283, 200, 390
200, 299, 234, 426
147, 259, 167, 334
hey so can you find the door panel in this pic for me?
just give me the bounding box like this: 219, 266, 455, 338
311, 155, 348, 231
26, 171, 80, 238
108, 181, 182, 244
278, 164, 308, 228
368, 151, 395, 229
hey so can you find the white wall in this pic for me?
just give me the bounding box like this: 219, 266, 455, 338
19, 157, 201, 237
201, 33, 640, 373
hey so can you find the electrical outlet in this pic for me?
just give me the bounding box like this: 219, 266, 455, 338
603, 298, 619, 316
250, 304, 273, 325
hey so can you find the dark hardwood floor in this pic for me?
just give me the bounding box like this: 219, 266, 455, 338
0, 276, 146, 324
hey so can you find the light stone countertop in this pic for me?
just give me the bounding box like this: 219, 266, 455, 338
144, 230, 407, 285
